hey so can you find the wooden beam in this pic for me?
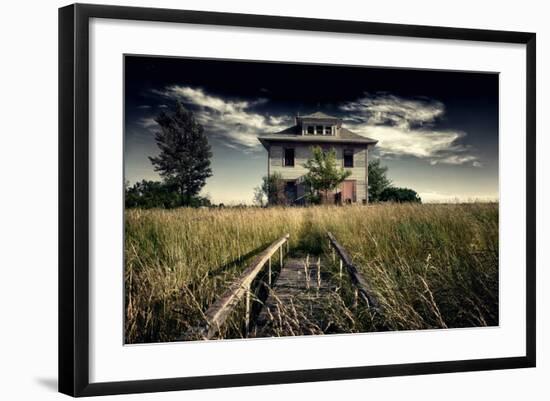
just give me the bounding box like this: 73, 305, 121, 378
268, 257, 272, 286
195, 234, 290, 340
327, 232, 381, 311
244, 286, 251, 335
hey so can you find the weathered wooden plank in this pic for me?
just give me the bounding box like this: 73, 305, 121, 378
190, 234, 290, 340
254, 257, 336, 336
327, 232, 381, 311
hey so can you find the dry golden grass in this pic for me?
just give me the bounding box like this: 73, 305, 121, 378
125, 203, 498, 343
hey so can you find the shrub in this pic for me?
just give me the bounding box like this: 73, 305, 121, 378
379, 187, 421, 203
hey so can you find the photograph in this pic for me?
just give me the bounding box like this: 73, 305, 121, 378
124, 55, 499, 344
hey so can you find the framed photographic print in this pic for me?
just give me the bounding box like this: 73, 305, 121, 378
59, 3, 536, 397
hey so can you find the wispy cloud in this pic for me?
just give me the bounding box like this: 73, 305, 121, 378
418, 190, 498, 203
430, 155, 480, 166
341, 93, 481, 167
139, 88, 482, 165
153, 86, 289, 150
341, 94, 445, 128
138, 117, 158, 129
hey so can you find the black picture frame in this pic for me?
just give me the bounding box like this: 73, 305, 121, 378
59, 3, 536, 397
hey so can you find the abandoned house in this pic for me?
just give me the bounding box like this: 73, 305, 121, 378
258, 112, 378, 205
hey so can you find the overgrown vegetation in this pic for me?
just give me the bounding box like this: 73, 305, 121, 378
125, 203, 498, 343
254, 172, 286, 206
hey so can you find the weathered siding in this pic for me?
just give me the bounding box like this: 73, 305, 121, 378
268, 143, 370, 203
338, 147, 368, 203
270, 146, 283, 168
268, 144, 311, 180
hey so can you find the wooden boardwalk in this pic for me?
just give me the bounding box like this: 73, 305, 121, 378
185, 232, 380, 341
252, 256, 339, 337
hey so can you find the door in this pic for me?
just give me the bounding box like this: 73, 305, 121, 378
341, 180, 356, 204
285, 181, 297, 204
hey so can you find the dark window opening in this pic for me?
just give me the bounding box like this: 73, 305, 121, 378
344, 150, 354, 168
284, 148, 295, 167
307, 126, 314, 135
285, 181, 297, 203
316, 125, 323, 134
324, 126, 332, 135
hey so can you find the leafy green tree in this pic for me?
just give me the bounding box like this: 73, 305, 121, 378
368, 159, 392, 202
256, 172, 286, 206
379, 187, 422, 203
149, 101, 212, 206
303, 146, 351, 204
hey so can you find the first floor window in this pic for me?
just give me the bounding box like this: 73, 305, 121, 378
324, 126, 332, 135
306, 125, 314, 134
284, 148, 295, 167
316, 125, 323, 134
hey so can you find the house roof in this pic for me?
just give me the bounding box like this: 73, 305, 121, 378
258, 125, 378, 148
298, 111, 339, 120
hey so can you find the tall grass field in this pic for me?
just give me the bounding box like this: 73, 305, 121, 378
125, 203, 498, 343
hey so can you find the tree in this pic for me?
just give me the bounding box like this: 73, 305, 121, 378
253, 185, 265, 207
125, 180, 181, 209
255, 172, 286, 206
368, 159, 392, 202
149, 101, 212, 206
367, 160, 421, 203
303, 146, 351, 204
379, 187, 422, 203
125, 180, 212, 209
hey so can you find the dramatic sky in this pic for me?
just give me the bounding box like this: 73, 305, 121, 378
125, 55, 499, 204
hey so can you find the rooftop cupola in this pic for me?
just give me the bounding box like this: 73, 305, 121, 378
296, 111, 342, 136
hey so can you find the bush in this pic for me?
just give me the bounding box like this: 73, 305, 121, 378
125, 180, 211, 209
379, 187, 421, 203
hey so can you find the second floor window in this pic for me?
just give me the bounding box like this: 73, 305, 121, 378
344, 149, 354, 168
284, 148, 295, 167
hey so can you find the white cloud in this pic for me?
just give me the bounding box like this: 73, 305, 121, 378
352, 125, 465, 159
139, 117, 157, 129
144, 88, 483, 165
419, 191, 498, 203
341, 93, 482, 167
154, 86, 289, 150
430, 155, 478, 166
341, 94, 445, 128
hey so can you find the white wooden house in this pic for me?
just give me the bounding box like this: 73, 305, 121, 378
258, 112, 377, 205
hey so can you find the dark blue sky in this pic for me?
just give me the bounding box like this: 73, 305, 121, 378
125, 55, 499, 203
